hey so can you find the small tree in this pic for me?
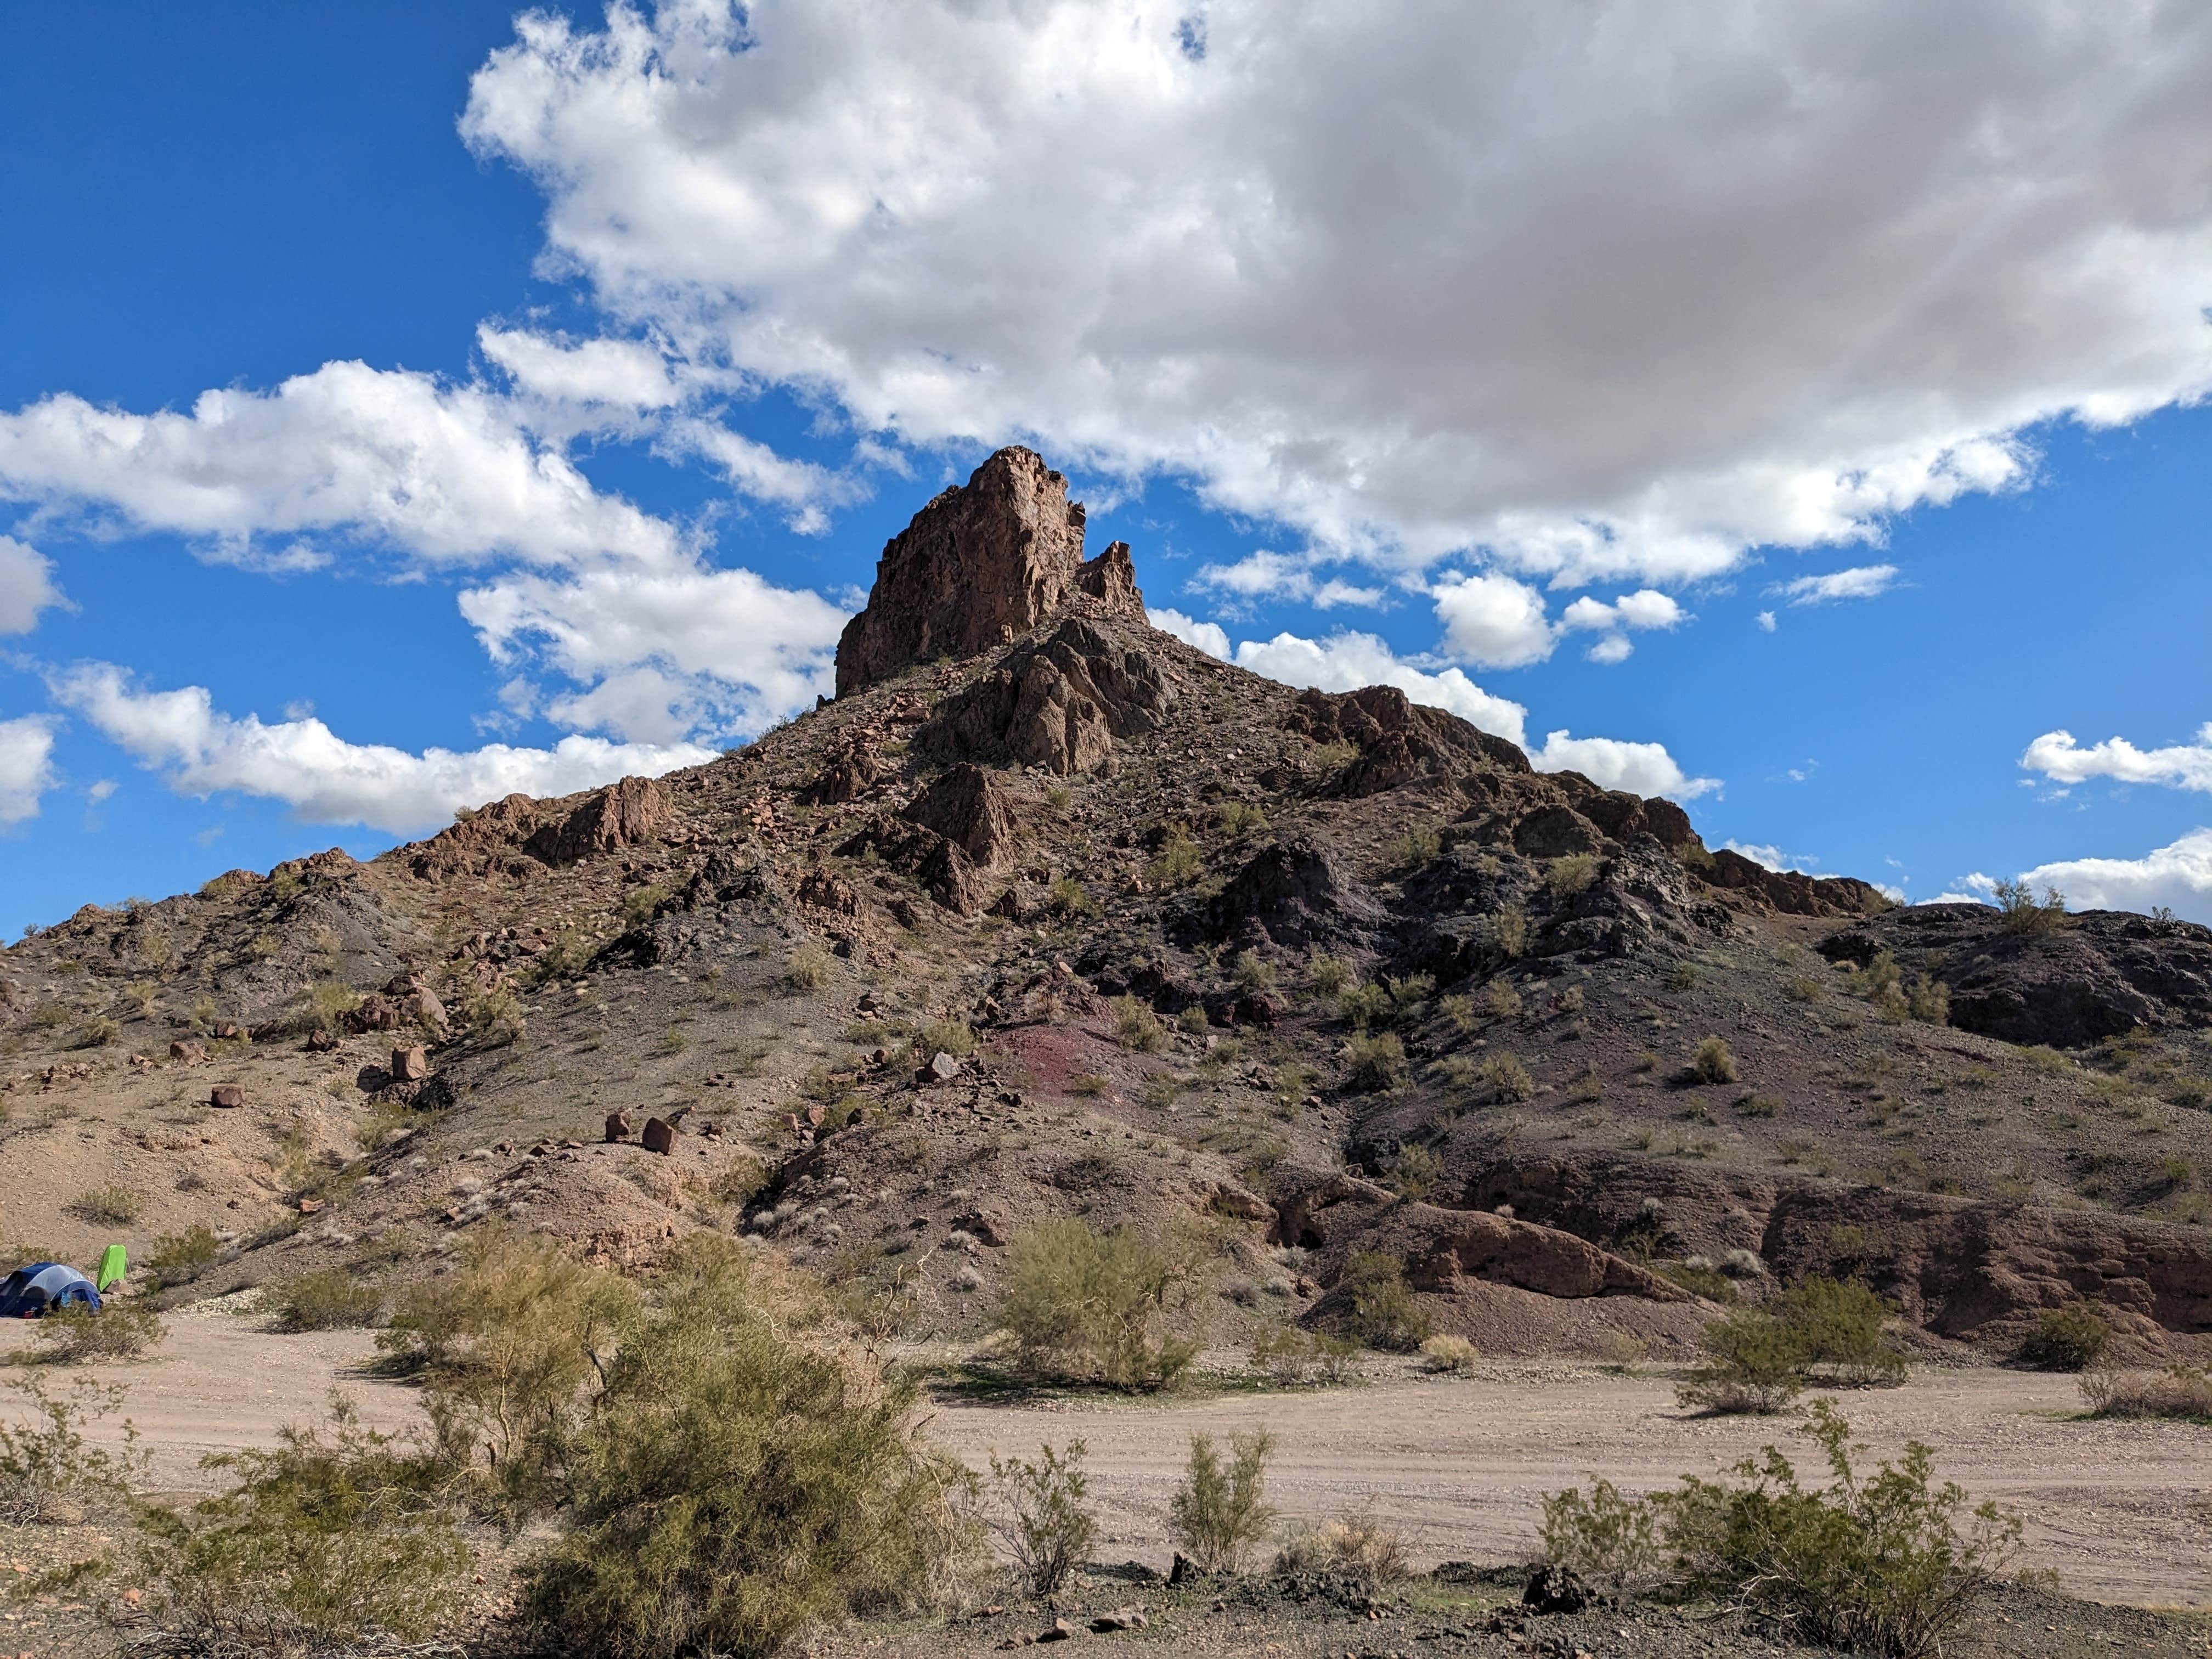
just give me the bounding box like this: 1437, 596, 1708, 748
995, 1220, 1200, 1390
988, 1442, 1097, 1597
1167, 1430, 1276, 1574
1337, 1250, 1431, 1352
1992, 879, 2067, 936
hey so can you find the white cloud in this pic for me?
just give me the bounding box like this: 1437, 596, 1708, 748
2021, 724, 2212, 793
49, 663, 712, 834
477, 325, 680, 413
1755, 610, 1777, 632
1775, 565, 1899, 605
0, 361, 681, 571
1558, 587, 1686, 663
1226, 630, 1528, 746
0, 536, 64, 634
1191, 550, 1384, 610
0, 715, 58, 825
1430, 572, 1557, 669
1724, 841, 1813, 872
662, 419, 867, 536
1147, 607, 1230, 659
2020, 828, 2212, 922
1530, 730, 1721, 800
465, 0, 2212, 585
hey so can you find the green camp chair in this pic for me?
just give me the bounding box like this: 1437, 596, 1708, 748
95, 1244, 127, 1293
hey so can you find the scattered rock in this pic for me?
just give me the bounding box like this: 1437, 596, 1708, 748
391, 1044, 430, 1082
1034, 1617, 1078, 1643
170, 1040, 207, 1064
605, 1111, 633, 1143
641, 1117, 676, 1156
1089, 1610, 1148, 1632
208, 1085, 244, 1109
1523, 1564, 1592, 1615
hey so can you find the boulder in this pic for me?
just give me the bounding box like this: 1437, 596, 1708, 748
920, 618, 1176, 777
1285, 684, 1528, 797
524, 775, 679, 865
209, 1085, 244, 1109
391, 1045, 430, 1083
835, 446, 1147, 696
605, 1111, 633, 1143
641, 1117, 675, 1155
305, 1029, 339, 1053
170, 1040, 207, 1064
1206, 836, 1387, 951
902, 763, 1018, 868
1523, 1564, 1591, 1615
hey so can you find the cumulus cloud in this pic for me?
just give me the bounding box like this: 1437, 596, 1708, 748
0, 535, 64, 634
0, 714, 58, 824
1224, 630, 1529, 746
49, 663, 712, 834
1559, 588, 1686, 663
2021, 724, 2212, 793
1775, 565, 1900, 605
0, 361, 682, 570
1430, 572, 1557, 669
465, 0, 2212, 585
1192, 551, 1384, 610
1147, 607, 1229, 659
2019, 830, 2212, 922
1529, 731, 1721, 800
477, 325, 680, 413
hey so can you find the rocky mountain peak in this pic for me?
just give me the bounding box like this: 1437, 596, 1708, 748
834, 445, 1147, 696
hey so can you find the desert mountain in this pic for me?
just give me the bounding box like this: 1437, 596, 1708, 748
4, 447, 2209, 1361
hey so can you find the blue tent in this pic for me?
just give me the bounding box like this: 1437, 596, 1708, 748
0, 1262, 102, 1318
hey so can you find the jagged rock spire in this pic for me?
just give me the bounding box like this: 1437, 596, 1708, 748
834, 446, 1146, 696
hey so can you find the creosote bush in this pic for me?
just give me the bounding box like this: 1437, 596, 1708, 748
1548, 1403, 2021, 1658
1546, 853, 1602, 898
1110, 992, 1163, 1052
1679, 1275, 1908, 1414
1386, 823, 1442, 868
32, 1302, 165, 1365
0, 1375, 143, 1524
1477, 1051, 1535, 1103
1342, 1030, 1406, 1091
987, 1441, 1097, 1597
1247, 1324, 1359, 1387
1167, 1430, 1275, 1574
523, 1238, 975, 1659
147, 1224, 223, 1289
785, 943, 833, 993
1686, 1035, 1739, 1085
1305, 952, 1353, 998
66, 1182, 141, 1224
1231, 950, 1279, 994
1993, 878, 2068, 936
134, 1399, 468, 1656
995, 1219, 1200, 1391
1336, 1250, 1431, 1352
274, 1270, 386, 1333
1144, 827, 1203, 889
2018, 1304, 2110, 1372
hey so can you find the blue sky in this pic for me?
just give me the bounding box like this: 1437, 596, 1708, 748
2, 1, 2210, 935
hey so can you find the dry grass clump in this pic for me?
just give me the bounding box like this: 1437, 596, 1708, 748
2079, 1359, 2212, 1420
1419, 1334, 1479, 1374
1274, 1509, 1407, 1588
1247, 1323, 1359, 1387
272, 1270, 386, 1333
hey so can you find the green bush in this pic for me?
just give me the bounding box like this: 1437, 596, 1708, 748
995, 1220, 1200, 1390
1246, 1323, 1360, 1387
1167, 1430, 1275, 1574
148, 1224, 224, 1289
2018, 1304, 2110, 1372
784, 943, 833, 993
1546, 1402, 2021, 1657
1677, 1306, 1808, 1415
304, 978, 361, 1032
67, 1016, 120, 1049
1336, 1250, 1431, 1352
1546, 853, 1602, 898
1384, 1143, 1441, 1200
522, 1240, 973, 1659
0, 1375, 143, 1525
31, 1301, 165, 1364
1046, 874, 1099, 917
273, 1270, 387, 1333
1386, 825, 1442, 868
1488, 906, 1531, 959
1687, 1036, 1739, 1085
1342, 1030, 1405, 1090
1144, 827, 1203, 889
462, 983, 526, 1046
1305, 952, 1353, 998
134, 1398, 469, 1655
1993, 879, 2067, 936
1483, 979, 1523, 1018
1231, 950, 1278, 994
1216, 801, 1269, 836
66, 1182, 141, 1224
1110, 992, 1163, 1052
1904, 974, 1950, 1024
1478, 1051, 1534, 1103
987, 1441, 1096, 1596
1679, 1275, 1906, 1413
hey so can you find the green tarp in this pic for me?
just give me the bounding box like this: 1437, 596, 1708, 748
95, 1244, 126, 1291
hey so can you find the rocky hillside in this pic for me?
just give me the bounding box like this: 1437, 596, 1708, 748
4, 447, 2210, 1362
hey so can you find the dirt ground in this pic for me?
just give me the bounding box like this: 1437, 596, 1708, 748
5, 1312, 2208, 1612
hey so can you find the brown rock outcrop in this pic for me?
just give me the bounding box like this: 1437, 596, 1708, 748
834, 447, 1146, 696
920, 618, 1176, 776
901, 763, 1017, 868
1286, 685, 1528, 797
524, 775, 679, 865
408, 793, 545, 881
1702, 847, 1890, 918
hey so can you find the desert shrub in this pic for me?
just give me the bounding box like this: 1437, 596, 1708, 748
64, 1182, 140, 1225
995, 1220, 1200, 1390
522, 1240, 974, 1659
1232, 950, 1279, 994
1047, 874, 1099, 917
1144, 827, 1203, 888
1385, 972, 1435, 1011
1488, 905, 1531, 958
1167, 1430, 1275, 1575
1338, 980, 1392, 1029
1387, 824, 1442, 868
1419, 1334, 1479, 1374
1337, 1250, 1431, 1352
1664, 1402, 2021, 1657
914, 1018, 977, 1060
1771, 1274, 1909, 1387
1216, 801, 1269, 836
1678, 1307, 1808, 1415
1904, 974, 1950, 1024
619, 881, 672, 928
1110, 993, 1163, 1052
1483, 979, 1524, 1019
2018, 1304, 2110, 1372
1175, 1003, 1210, 1035
68, 1016, 120, 1049
148, 1223, 224, 1289
987, 1441, 1096, 1596
0, 1375, 142, 1524
1547, 853, 1602, 898
1541, 1476, 1663, 1588
462, 984, 526, 1046
1478, 1051, 1535, 1103
32, 1301, 166, 1364
1274, 1510, 1406, 1589
305, 978, 360, 1032
1735, 1092, 1784, 1117
134, 1399, 469, 1655
1248, 1324, 1360, 1387
1687, 1036, 1739, 1085
274, 1270, 386, 1333
1305, 952, 1353, 997
2079, 1359, 2212, 1420
1384, 1142, 1441, 1200
381, 1231, 638, 1516
1343, 1030, 1405, 1090
1993, 878, 2067, 936
785, 943, 833, 992
1784, 974, 1825, 1003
